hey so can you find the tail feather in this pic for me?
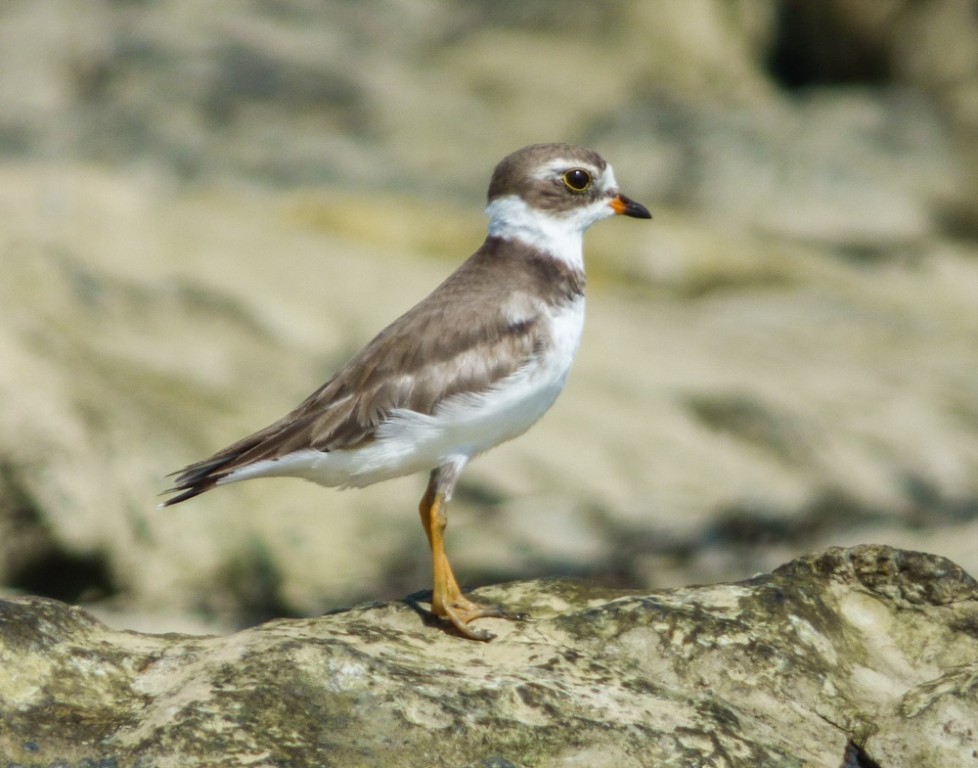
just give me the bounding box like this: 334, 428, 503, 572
161, 451, 249, 507
160, 381, 353, 507
160, 482, 217, 507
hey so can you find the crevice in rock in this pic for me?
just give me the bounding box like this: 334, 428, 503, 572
765, 1, 894, 89
0, 462, 116, 604
842, 739, 884, 768
7, 548, 116, 605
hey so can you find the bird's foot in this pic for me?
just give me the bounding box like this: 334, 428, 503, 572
434, 593, 522, 642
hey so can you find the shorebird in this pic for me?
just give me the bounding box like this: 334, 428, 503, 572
164, 143, 651, 640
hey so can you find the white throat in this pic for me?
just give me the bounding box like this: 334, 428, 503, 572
485, 196, 589, 271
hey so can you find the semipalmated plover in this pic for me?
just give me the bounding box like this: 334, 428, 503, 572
164, 143, 651, 640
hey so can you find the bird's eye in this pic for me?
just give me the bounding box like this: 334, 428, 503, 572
562, 168, 592, 193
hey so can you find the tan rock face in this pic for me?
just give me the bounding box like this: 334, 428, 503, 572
1, 546, 975, 766
3, 158, 978, 630
1, 0, 977, 641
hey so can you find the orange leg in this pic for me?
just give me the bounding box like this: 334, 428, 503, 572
418, 469, 505, 641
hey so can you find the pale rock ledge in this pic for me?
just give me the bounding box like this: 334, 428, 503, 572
0, 545, 975, 767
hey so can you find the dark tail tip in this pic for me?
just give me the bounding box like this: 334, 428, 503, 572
159, 483, 213, 507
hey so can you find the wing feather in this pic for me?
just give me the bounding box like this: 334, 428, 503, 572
162, 236, 576, 503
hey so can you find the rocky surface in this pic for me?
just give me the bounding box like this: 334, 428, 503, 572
1, 2, 978, 637
1, 545, 976, 767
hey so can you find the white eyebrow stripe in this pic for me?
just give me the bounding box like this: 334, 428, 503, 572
530, 158, 600, 181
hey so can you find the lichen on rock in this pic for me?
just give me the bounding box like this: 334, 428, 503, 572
0, 545, 975, 767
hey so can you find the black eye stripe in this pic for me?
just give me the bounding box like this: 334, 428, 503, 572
562, 168, 592, 192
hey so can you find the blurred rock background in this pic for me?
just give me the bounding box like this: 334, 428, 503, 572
1, 0, 976, 634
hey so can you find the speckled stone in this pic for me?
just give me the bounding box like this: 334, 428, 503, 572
1, 545, 976, 767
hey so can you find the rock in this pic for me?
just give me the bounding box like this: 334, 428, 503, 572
2, 1, 975, 222
605, 88, 959, 246
3, 156, 978, 630
0, 545, 975, 766
1, 1, 978, 635
0, 1, 776, 191
0, 165, 462, 628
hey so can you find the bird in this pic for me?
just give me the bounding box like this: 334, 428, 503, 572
163, 143, 652, 640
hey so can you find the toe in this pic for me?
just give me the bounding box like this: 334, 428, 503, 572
438, 596, 527, 641
442, 602, 497, 641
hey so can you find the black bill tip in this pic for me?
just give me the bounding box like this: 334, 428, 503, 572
610, 193, 652, 219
